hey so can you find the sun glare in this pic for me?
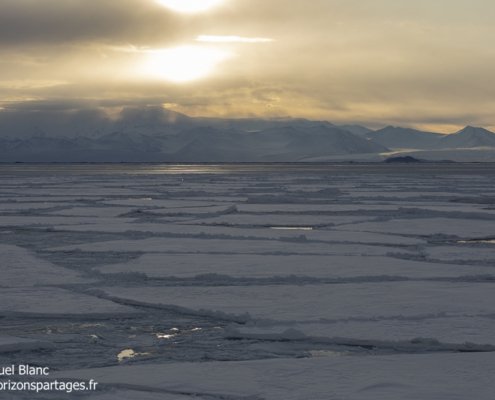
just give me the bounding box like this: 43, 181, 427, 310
141, 46, 232, 83
155, 0, 224, 13
196, 35, 274, 43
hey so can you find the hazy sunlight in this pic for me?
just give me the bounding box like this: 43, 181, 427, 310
156, 0, 224, 13
140, 46, 232, 82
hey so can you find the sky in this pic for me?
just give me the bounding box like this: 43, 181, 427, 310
1, 0, 494, 133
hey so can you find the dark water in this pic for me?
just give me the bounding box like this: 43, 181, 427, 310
1, 162, 494, 176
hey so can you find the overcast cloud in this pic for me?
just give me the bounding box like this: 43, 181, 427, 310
1, 0, 494, 133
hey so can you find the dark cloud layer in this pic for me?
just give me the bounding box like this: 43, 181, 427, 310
0, 0, 494, 133
0, 0, 187, 46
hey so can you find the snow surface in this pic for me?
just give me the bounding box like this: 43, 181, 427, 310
54, 353, 495, 400
96, 253, 493, 280
0, 288, 140, 318
0, 244, 89, 287
0, 163, 494, 399
100, 281, 495, 324
48, 237, 408, 257
337, 217, 495, 237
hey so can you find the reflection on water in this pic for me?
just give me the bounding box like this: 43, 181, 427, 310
458, 239, 495, 244
156, 333, 177, 339
156, 327, 202, 339
2, 163, 494, 176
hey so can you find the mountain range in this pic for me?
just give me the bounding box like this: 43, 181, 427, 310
1, 107, 494, 162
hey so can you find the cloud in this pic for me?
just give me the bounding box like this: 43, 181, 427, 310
0, 0, 186, 47
0, 0, 494, 132
196, 35, 273, 43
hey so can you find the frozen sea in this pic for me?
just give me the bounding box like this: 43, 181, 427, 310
0, 163, 494, 399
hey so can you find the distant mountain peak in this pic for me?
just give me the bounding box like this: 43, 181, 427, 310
366, 126, 442, 150
438, 125, 495, 149
456, 126, 494, 135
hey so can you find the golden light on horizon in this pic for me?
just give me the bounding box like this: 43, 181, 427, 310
140, 46, 233, 83
196, 35, 274, 43
155, 0, 224, 13
1, 0, 494, 131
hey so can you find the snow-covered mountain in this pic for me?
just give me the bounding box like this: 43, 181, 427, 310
1, 107, 495, 162
0, 123, 388, 162
366, 126, 443, 149
338, 124, 374, 137
277, 125, 387, 157
166, 125, 387, 162
434, 126, 495, 149
192, 117, 336, 133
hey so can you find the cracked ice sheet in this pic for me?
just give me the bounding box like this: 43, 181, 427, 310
235, 315, 495, 345
52, 222, 424, 246
0, 288, 140, 318
173, 196, 249, 204
48, 237, 409, 256
0, 215, 135, 227
0, 202, 63, 212
344, 191, 465, 198
54, 353, 495, 400
95, 253, 494, 280
426, 245, 495, 262
142, 205, 237, 216
236, 204, 404, 212
391, 204, 495, 215
0, 244, 90, 287
101, 199, 223, 208
7, 187, 148, 197
101, 282, 495, 322
0, 196, 107, 203
239, 203, 495, 216
47, 206, 136, 217
336, 218, 495, 238
182, 214, 375, 227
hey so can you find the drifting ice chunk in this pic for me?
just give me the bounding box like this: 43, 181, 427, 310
48, 237, 408, 256
101, 282, 495, 322
234, 315, 495, 346
0, 288, 140, 318
52, 222, 424, 245
96, 253, 495, 280
338, 218, 495, 237
0, 244, 88, 287
427, 245, 495, 262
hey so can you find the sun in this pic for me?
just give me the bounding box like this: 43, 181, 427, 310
141, 46, 232, 83
155, 0, 224, 13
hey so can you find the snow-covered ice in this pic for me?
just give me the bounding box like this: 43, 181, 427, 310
0, 288, 140, 318
0, 163, 494, 399
95, 253, 493, 280
100, 281, 495, 325
48, 237, 409, 256
338, 217, 495, 237
54, 353, 495, 400
0, 244, 89, 287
